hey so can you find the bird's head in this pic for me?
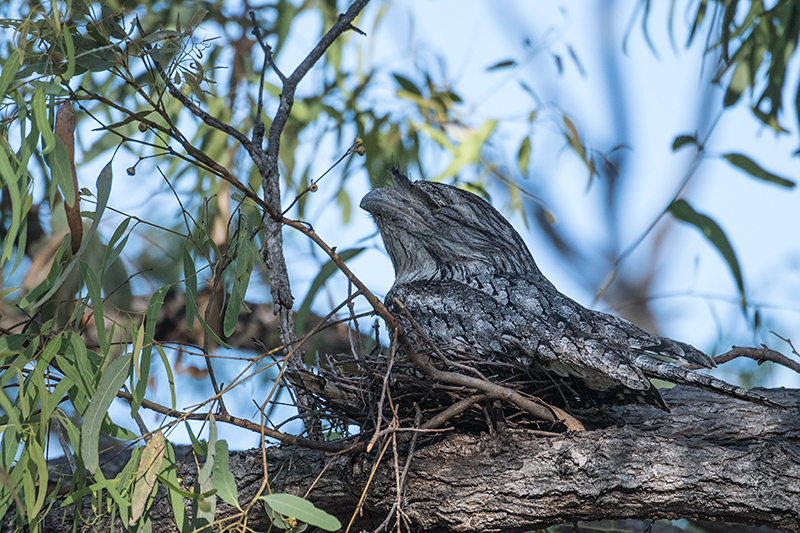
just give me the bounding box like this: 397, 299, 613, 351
360, 168, 539, 284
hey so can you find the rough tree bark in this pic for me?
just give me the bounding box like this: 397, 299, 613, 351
33, 386, 800, 533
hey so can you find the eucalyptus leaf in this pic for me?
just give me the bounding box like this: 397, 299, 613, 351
668, 199, 746, 312
260, 494, 341, 532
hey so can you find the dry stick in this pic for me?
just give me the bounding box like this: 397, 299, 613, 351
419, 394, 489, 431
115, 390, 349, 452
714, 345, 800, 375
367, 330, 398, 453
372, 405, 425, 533
345, 438, 392, 533
394, 299, 585, 432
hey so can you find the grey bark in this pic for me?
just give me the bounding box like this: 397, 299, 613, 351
32, 386, 800, 533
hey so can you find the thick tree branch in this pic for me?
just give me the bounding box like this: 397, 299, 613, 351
36, 387, 800, 533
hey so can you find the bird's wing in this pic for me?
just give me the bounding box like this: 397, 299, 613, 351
388, 277, 654, 393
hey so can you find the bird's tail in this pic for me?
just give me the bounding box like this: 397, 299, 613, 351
632, 353, 779, 408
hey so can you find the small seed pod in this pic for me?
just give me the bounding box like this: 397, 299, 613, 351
127, 167, 136, 176
138, 122, 148, 132
309, 182, 318, 192
355, 145, 366, 156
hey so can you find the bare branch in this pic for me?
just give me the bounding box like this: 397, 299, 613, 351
715, 344, 800, 374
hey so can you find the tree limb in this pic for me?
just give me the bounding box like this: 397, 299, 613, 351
35, 387, 800, 533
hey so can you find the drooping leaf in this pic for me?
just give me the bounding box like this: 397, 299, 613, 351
183, 245, 198, 332
130, 431, 166, 525
160, 443, 190, 531
0, 49, 20, 97
132, 287, 168, 417
668, 199, 746, 311
393, 73, 422, 96
224, 237, 254, 337
437, 120, 498, 180
79, 262, 107, 355
0, 145, 23, 265
671, 134, 698, 151
31, 90, 55, 155
194, 416, 217, 530
25, 161, 112, 310
518, 137, 531, 173
81, 353, 132, 474
211, 440, 239, 509
723, 153, 795, 188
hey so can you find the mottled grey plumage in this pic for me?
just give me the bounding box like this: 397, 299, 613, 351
361, 168, 771, 410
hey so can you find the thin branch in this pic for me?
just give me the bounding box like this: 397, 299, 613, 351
715, 344, 800, 374
133, 17, 253, 149
115, 389, 353, 452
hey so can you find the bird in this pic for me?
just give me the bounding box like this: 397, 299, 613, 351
360, 167, 773, 411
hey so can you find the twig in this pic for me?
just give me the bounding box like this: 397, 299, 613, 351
115, 389, 354, 452
133, 17, 252, 149
420, 394, 489, 431
715, 344, 800, 375
368, 331, 397, 453
249, 11, 287, 83
372, 405, 423, 533
346, 438, 392, 533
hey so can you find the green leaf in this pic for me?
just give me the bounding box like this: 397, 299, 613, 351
211, 440, 239, 509
0, 147, 23, 265
437, 120, 498, 180
80, 262, 108, 355
518, 137, 531, 173
32, 90, 55, 155
224, 238, 254, 337
196, 313, 230, 348
183, 246, 198, 332
102, 217, 131, 273
671, 134, 698, 151
62, 26, 76, 81
194, 416, 217, 530
260, 494, 342, 531
159, 444, 190, 532
336, 188, 352, 224
486, 59, 516, 71
154, 344, 177, 410
295, 248, 365, 335
81, 352, 132, 474
0, 49, 20, 97
185, 422, 208, 456
669, 199, 746, 311
393, 74, 422, 96
133, 286, 168, 416
723, 60, 750, 108
0, 334, 28, 354
723, 153, 795, 188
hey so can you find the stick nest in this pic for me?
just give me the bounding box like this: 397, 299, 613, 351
288, 346, 608, 440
